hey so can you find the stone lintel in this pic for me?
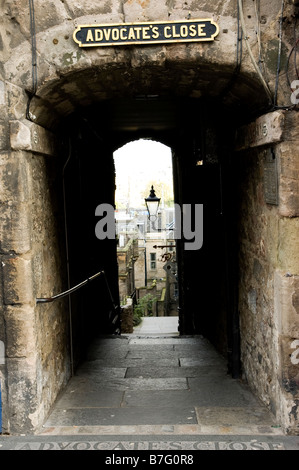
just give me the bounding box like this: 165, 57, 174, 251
235, 111, 285, 151
10, 119, 57, 157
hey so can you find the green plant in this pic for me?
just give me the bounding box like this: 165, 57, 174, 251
133, 294, 155, 325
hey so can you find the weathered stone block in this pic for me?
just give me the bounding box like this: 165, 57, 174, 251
10, 120, 57, 156
4, 41, 32, 90
121, 304, 134, 333
6, 82, 28, 121
0, 341, 5, 365
274, 271, 299, 337
2, 256, 33, 305
278, 218, 299, 274
279, 144, 299, 180
0, 202, 32, 254
0, 80, 6, 107
66, 0, 117, 17
4, 305, 36, 357
279, 336, 299, 398
279, 177, 299, 217
6, 356, 40, 433
10, 120, 31, 151
6, 0, 70, 37
277, 142, 299, 217
123, 0, 169, 22
0, 152, 31, 204
235, 111, 285, 151
0, 121, 10, 150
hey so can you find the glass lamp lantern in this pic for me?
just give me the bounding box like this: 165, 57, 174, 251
145, 185, 160, 220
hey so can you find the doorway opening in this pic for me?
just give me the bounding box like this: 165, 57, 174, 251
113, 139, 178, 333
60, 97, 240, 377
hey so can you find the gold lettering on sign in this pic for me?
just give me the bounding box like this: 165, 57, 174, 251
135, 27, 142, 39
172, 25, 180, 38
95, 29, 103, 41
86, 29, 94, 42
198, 24, 206, 36
180, 25, 188, 37
104, 29, 112, 41
152, 26, 159, 39
189, 25, 196, 37
164, 26, 171, 38
142, 27, 150, 39
128, 28, 135, 40
73, 19, 219, 47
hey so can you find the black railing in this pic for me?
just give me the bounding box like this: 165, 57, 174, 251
36, 271, 104, 304
36, 269, 120, 332
36, 270, 121, 376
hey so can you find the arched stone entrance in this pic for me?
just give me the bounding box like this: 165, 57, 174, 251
0, 0, 298, 435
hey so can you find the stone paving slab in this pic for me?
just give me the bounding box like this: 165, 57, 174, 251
187, 378, 261, 406
60, 376, 188, 392
40, 322, 284, 440
132, 317, 179, 335
86, 349, 130, 361
44, 406, 197, 427
122, 388, 258, 408
126, 349, 182, 359
76, 357, 180, 367
50, 389, 124, 409
127, 346, 221, 360
123, 390, 204, 408
128, 344, 176, 350
125, 365, 224, 378
128, 337, 206, 345
180, 357, 225, 367
74, 366, 127, 378
195, 407, 277, 428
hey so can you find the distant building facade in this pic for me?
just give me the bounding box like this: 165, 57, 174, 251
116, 208, 178, 316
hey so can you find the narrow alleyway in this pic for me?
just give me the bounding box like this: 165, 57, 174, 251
40, 317, 281, 437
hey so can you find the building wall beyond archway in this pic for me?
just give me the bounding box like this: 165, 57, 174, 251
0, 0, 298, 434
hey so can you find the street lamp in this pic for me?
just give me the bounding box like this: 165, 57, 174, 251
145, 185, 160, 220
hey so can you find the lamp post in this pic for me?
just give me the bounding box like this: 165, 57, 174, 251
144, 185, 160, 287
145, 185, 160, 220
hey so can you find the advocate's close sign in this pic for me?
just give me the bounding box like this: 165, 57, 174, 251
73, 19, 219, 48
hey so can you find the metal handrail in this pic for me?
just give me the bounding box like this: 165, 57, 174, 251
36, 270, 105, 304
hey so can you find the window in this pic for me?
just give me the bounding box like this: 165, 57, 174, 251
150, 252, 156, 270
174, 282, 178, 300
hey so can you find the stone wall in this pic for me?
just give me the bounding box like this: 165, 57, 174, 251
2, 0, 296, 127
0, 107, 70, 432
0, 0, 298, 434
237, 145, 280, 412
236, 111, 299, 434
120, 303, 134, 334
117, 237, 138, 302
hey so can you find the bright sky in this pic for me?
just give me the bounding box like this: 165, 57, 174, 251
113, 139, 173, 209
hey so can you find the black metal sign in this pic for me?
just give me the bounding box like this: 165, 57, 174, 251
264, 149, 279, 205
73, 19, 219, 48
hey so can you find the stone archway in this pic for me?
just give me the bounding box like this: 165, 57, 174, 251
0, 0, 298, 435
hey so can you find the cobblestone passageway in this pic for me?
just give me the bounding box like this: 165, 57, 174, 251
40, 317, 280, 437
